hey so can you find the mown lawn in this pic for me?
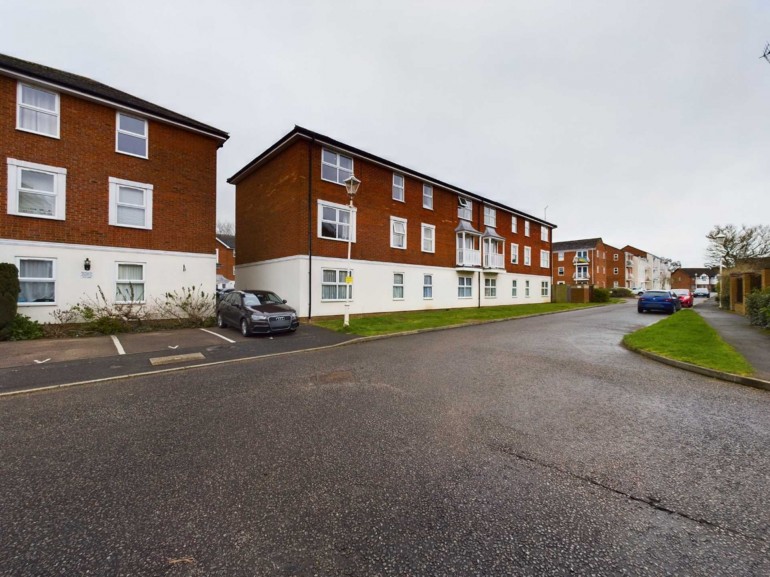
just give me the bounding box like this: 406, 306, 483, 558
311, 302, 611, 337
623, 309, 754, 375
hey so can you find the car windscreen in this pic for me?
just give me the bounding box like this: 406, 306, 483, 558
243, 294, 261, 307
673, 289, 689, 295
644, 291, 670, 297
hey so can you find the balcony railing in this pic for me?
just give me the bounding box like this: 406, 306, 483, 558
573, 256, 590, 264
457, 248, 481, 267
483, 252, 504, 269
573, 273, 590, 281
626, 260, 633, 266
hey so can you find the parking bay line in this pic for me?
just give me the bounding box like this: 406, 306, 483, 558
111, 335, 126, 355
199, 328, 237, 344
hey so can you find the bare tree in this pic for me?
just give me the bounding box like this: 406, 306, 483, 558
705, 224, 770, 268
216, 220, 235, 236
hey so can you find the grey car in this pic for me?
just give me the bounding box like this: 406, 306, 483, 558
216, 290, 299, 336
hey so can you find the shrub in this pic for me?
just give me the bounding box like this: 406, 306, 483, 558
610, 287, 633, 298
70, 285, 151, 334
591, 287, 610, 303
154, 285, 216, 327
0, 263, 20, 340
745, 288, 770, 329
7, 314, 44, 341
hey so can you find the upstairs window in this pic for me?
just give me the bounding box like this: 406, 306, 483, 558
540, 226, 549, 242
6, 158, 67, 220
458, 197, 472, 220
510, 243, 519, 264
17, 83, 59, 138
524, 220, 530, 236
116, 113, 148, 158
423, 184, 433, 209
511, 216, 517, 233
484, 206, 496, 227
540, 250, 549, 268
391, 217, 407, 249
109, 177, 153, 229
524, 246, 531, 266
321, 148, 353, 184
558, 252, 564, 261
318, 200, 354, 241
421, 223, 435, 253
392, 173, 405, 202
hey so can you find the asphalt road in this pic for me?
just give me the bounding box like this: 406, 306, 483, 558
2, 302, 769, 576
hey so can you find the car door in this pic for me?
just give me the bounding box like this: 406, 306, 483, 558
224, 293, 240, 325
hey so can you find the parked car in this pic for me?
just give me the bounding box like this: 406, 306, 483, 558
638, 290, 680, 314
630, 287, 645, 296
693, 288, 710, 298
216, 290, 299, 336
671, 288, 694, 308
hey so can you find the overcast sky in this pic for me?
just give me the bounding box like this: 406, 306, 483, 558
2, 1, 768, 267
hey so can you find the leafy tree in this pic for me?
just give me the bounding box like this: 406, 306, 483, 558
705, 224, 770, 268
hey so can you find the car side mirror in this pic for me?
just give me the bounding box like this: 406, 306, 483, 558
282, 300, 287, 304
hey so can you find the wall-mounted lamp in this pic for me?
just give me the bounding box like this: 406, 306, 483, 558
84, 258, 91, 271
183, 264, 186, 272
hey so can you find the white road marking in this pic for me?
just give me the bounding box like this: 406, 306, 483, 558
34, 358, 51, 364
168, 345, 179, 350
111, 335, 126, 355
200, 328, 236, 343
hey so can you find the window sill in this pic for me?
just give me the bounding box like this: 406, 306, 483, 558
16, 126, 60, 139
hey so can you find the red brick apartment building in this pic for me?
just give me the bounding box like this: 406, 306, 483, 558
216, 234, 235, 287
229, 126, 557, 318
0, 53, 228, 322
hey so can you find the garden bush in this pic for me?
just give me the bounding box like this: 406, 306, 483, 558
6, 314, 44, 341
745, 288, 770, 329
591, 287, 610, 303
0, 263, 20, 340
610, 287, 633, 298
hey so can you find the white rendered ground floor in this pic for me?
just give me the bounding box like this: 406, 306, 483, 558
236, 255, 553, 319
1, 238, 216, 324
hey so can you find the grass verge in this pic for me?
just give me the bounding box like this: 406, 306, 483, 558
311, 302, 611, 337
623, 309, 754, 376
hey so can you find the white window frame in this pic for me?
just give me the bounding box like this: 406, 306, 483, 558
511, 216, 517, 233
524, 220, 530, 237
558, 252, 564, 261
318, 199, 356, 242
558, 267, 564, 276
512, 279, 518, 297
115, 262, 146, 303
541, 226, 549, 242
613, 267, 619, 274
109, 177, 153, 230
458, 275, 473, 299
510, 243, 519, 265
321, 148, 354, 185
421, 223, 435, 253
540, 250, 550, 268
423, 274, 433, 299
541, 281, 549, 297
116, 112, 148, 158
390, 216, 407, 250
17, 82, 60, 138
321, 268, 352, 301
613, 254, 619, 261
484, 277, 497, 298
483, 206, 496, 227
524, 246, 532, 266
423, 183, 433, 209
458, 197, 472, 221
17, 257, 56, 306
525, 280, 531, 298
7, 158, 67, 221
392, 173, 405, 202
393, 272, 405, 300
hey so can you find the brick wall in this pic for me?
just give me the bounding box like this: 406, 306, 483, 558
0, 74, 222, 255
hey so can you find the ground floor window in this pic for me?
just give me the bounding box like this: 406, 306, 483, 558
18, 258, 55, 303
458, 275, 472, 298
393, 272, 404, 299
116, 262, 145, 302
321, 268, 352, 301
525, 280, 530, 297
541, 280, 549, 297
484, 277, 497, 298
512, 279, 518, 297
423, 274, 433, 299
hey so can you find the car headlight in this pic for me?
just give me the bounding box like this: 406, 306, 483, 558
251, 314, 267, 321
290, 312, 297, 319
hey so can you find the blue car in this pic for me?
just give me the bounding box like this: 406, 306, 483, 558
637, 290, 680, 314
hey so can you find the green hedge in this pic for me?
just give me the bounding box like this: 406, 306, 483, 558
0, 263, 20, 340
745, 288, 770, 329
591, 287, 610, 303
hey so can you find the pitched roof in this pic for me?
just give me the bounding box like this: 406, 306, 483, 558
228, 125, 557, 229
0, 52, 228, 141
672, 267, 718, 277
217, 235, 236, 250
551, 238, 603, 252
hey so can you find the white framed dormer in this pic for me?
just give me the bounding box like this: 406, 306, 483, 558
108, 177, 154, 230
7, 158, 67, 220
321, 148, 353, 185
116, 112, 148, 158
318, 199, 356, 242
17, 82, 60, 139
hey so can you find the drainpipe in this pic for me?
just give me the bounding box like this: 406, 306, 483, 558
477, 205, 483, 308
307, 138, 313, 321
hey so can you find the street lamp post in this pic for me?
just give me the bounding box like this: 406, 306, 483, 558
715, 233, 726, 309
342, 175, 361, 328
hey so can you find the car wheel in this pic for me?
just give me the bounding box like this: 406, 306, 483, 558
217, 313, 227, 328
638, 308, 644, 313
240, 318, 250, 337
